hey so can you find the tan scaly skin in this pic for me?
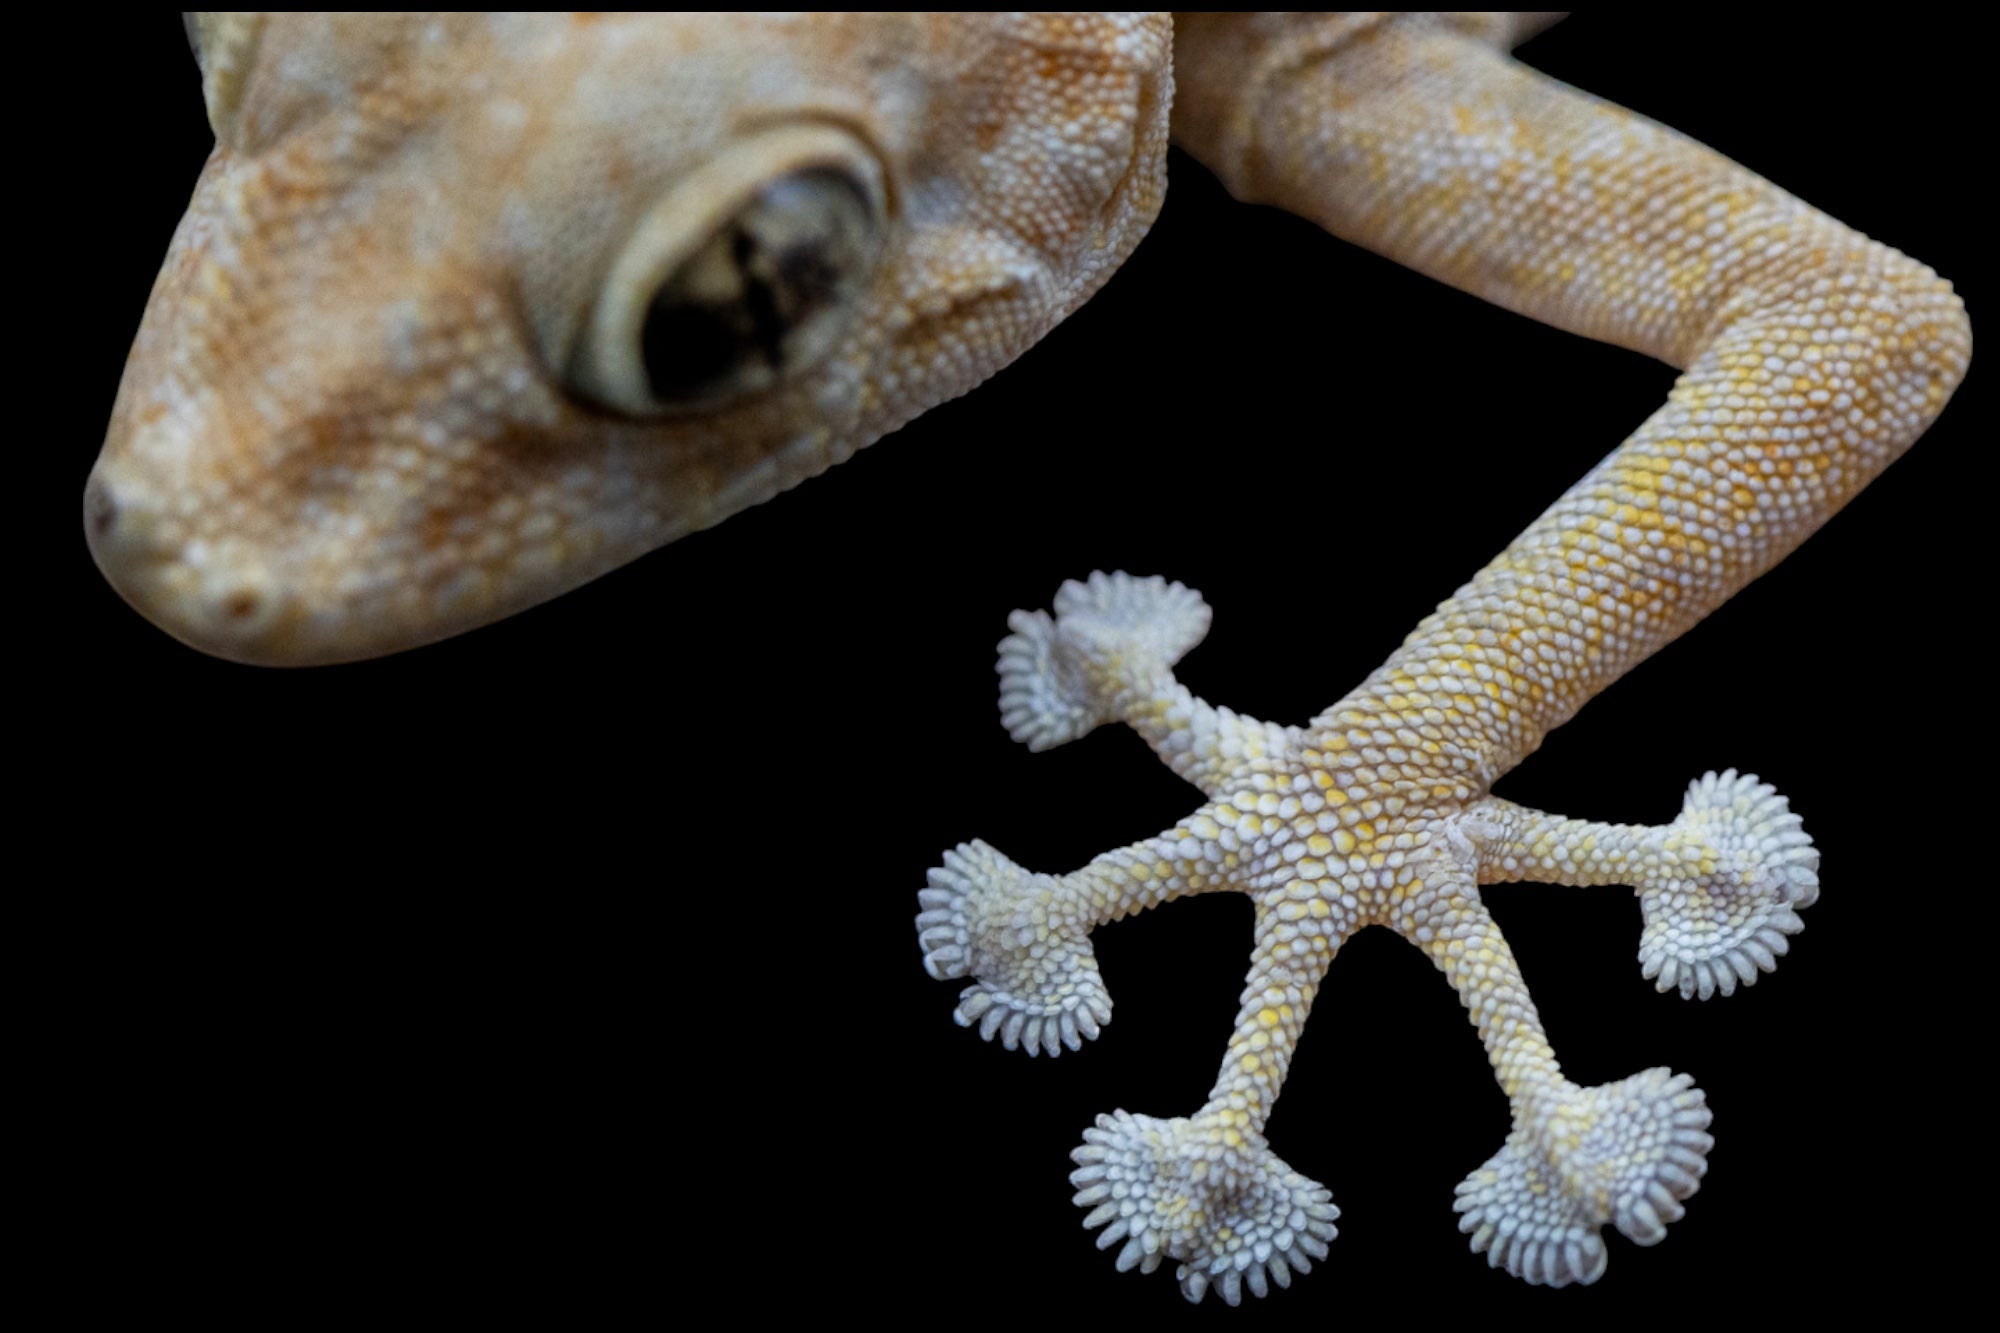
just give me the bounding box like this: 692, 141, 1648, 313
87, 13, 1173, 665
85, 13, 1968, 1302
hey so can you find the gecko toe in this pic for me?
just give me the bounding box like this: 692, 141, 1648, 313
917, 840, 1111, 1056
997, 572, 1211, 751
1072, 1110, 1337, 1304
1457, 1068, 1712, 1285
1640, 771, 1818, 1000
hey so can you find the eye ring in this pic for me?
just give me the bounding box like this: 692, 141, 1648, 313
567, 125, 887, 417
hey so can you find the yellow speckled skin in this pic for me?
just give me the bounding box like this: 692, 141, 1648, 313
908, 12, 1965, 1304
84, 13, 1967, 1302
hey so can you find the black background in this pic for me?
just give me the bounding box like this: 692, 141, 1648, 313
50, 14, 1980, 1320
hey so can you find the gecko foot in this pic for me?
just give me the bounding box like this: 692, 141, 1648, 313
997, 571, 1210, 751
916, 840, 1111, 1056
1640, 770, 1819, 1000
1071, 1110, 1338, 1305
1454, 1069, 1713, 1285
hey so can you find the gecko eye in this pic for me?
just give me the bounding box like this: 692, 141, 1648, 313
638, 170, 876, 404
568, 134, 885, 417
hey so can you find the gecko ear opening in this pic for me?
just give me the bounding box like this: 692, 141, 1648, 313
565, 124, 887, 418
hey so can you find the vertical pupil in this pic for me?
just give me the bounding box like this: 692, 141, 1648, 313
634, 169, 870, 406
641, 282, 750, 402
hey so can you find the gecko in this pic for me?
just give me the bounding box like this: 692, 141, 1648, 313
82, 10, 1968, 1296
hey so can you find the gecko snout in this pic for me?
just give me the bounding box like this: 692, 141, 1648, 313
84, 465, 299, 664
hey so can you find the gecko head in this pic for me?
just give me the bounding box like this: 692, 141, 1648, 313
87, 12, 1172, 665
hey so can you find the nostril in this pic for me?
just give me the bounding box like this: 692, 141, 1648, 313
221, 588, 263, 622
84, 473, 120, 542
202, 567, 285, 641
